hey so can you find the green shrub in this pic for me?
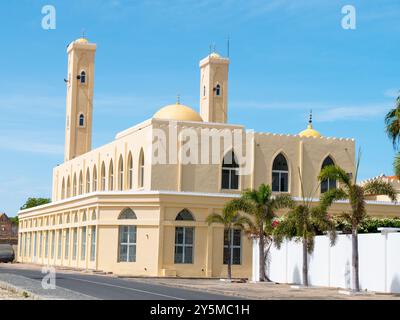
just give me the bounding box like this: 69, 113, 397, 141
333, 216, 400, 234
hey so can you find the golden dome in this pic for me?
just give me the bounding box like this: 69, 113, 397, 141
299, 124, 322, 138
75, 38, 89, 44
153, 102, 203, 122
299, 111, 322, 138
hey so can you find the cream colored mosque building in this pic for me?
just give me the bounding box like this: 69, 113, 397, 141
17, 38, 399, 278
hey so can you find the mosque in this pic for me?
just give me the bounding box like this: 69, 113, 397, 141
17, 38, 398, 278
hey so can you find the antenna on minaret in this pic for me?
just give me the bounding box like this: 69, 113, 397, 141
227, 36, 230, 58
176, 94, 181, 105
213, 43, 216, 53
209, 44, 212, 55
81, 28, 86, 39
309, 110, 313, 126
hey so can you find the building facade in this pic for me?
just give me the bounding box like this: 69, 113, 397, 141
17, 38, 399, 278
0, 213, 18, 244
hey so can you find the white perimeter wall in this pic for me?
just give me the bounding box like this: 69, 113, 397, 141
252, 233, 400, 293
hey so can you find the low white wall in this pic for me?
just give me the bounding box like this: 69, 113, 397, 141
252, 233, 400, 293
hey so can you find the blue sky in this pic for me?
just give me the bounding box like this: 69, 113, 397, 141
1, 0, 399, 216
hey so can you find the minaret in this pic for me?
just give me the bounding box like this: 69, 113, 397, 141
199, 51, 230, 123
64, 37, 96, 161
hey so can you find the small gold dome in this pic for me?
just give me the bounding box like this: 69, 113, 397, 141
75, 38, 89, 44
299, 111, 322, 138
153, 103, 203, 122
299, 124, 322, 138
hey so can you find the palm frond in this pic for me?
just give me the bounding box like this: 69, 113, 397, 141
319, 165, 351, 187
363, 179, 397, 202
320, 188, 348, 209
206, 213, 226, 225
272, 194, 295, 210
394, 152, 400, 179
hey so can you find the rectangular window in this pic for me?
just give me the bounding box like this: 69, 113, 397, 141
33, 232, 37, 259
223, 229, 242, 265
19, 234, 23, 257
45, 231, 49, 258
51, 231, 55, 259
57, 230, 62, 259
118, 226, 136, 262
272, 171, 289, 192
39, 232, 43, 258
23, 234, 27, 257
174, 227, 194, 264
81, 227, 87, 260
28, 233, 31, 257
65, 229, 70, 260
72, 228, 78, 260
90, 226, 96, 262
221, 168, 239, 190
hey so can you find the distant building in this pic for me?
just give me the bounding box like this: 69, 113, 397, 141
361, 175, 400, 202
0, 213, 18, 244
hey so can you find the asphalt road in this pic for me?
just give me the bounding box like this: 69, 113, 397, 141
0, 265, 239, 300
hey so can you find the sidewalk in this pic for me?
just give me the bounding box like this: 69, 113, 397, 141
130, 278, 400, 300
0, 273, 96, 300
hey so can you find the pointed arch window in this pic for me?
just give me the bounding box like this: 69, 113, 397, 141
175, 209, 195, 221
138, 149, 144, 188
215, 84, 221, 96
86, 168, 91, 193
66, 177, 71, 198
118, 208, 137, 220
118, 155, 124, 191
109, 160, 114, 191
221, 151, 239, 190
79, 114, 85, 127
272, 153, 289, 192
101, 162, 106, 191
61, 178, 65, 200
80, 71, 86, 84
92, 166, 97, 192
128, 152, 133, 189
321, 156, 336, 193
78, 171, 83, 195
72, 174, 77, 196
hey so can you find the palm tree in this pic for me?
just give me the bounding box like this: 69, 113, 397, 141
385, 94, 400, 178
385, 95, 400, 148
273, 170, 337, 287
206, 203, 252, 280
319, 159, 397, 292
226, 184, 294, 282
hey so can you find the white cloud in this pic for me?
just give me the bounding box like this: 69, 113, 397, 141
0, 136, 63, 155
316, 105, 388, 122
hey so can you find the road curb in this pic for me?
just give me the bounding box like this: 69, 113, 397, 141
0, 280, 42, 300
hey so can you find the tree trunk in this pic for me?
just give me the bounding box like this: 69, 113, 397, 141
351, 226, 360, 292
263, 239, 273, 282
302, 237, 309, 287
259, 228, 266, 282
227, 229, 232, 280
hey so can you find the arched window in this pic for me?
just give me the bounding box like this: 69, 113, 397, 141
109, 160, 114, 191
101, 162, 106, 191
91, 210, 97, 220
79, 114, 85, 127
321, 156, 336, 193
66, 214, 70, 224
118, 155, 124, 191
175, 209, 195, 221
118, 208, 137, 220
221, 151, 239, 190
80, 71, 86, 84
138, 149, 144, 188
203, 85, 206, 97
92, 166, 97, 192
61, 178, 65, 200
72, 174, 77, 196
74, 213, 78, 223
174, 209, 195, 264
215, 84, 221, 96
82, 211, 87, 222
78, 171, 83, 195
272, 153, 289, 192
66, 177, 71, 198
59, 215, 63, 225
128, 152, 133, 189
86, 168, 91, 193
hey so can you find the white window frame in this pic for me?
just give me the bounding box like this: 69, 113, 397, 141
174, 227, 194, 264
81, 227, 87, 261
272, 169, 289, 192
90, 226, 96, 262
118, 226, 137, 262
223, 229, 242, 265
65, 229, 70, 260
